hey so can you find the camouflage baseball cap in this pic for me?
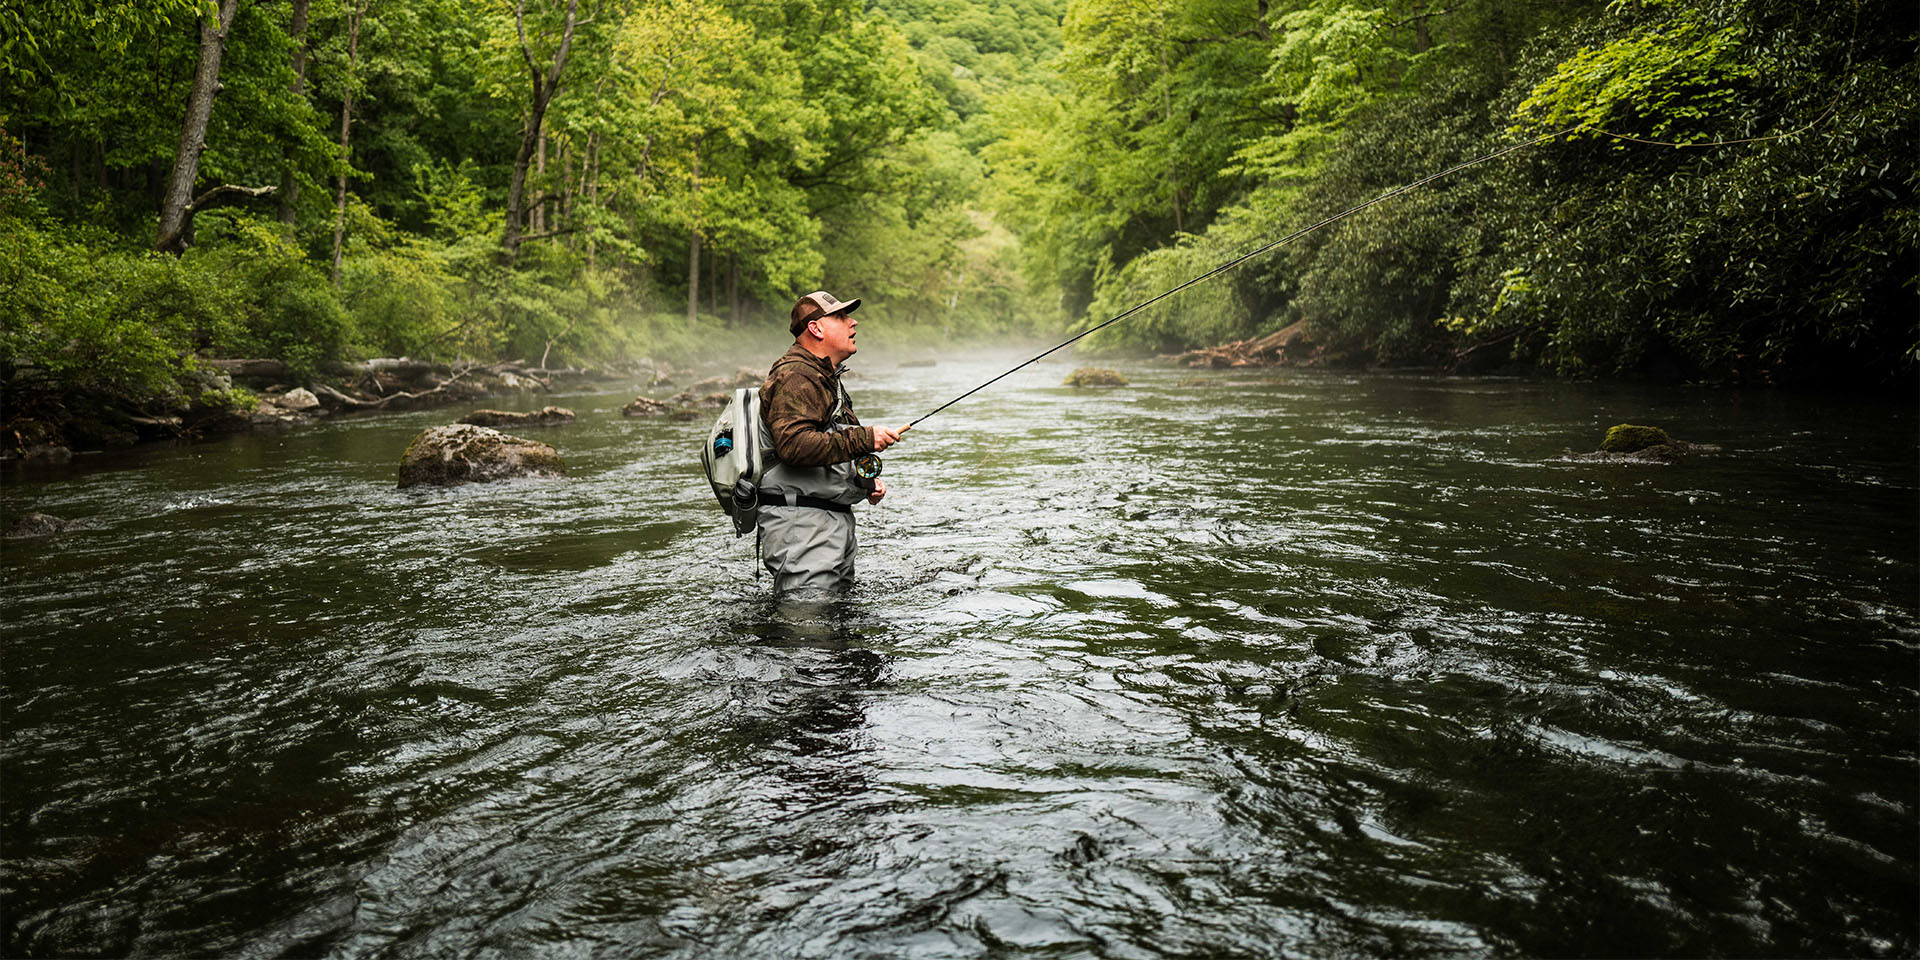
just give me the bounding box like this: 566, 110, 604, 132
790, 290, 862, 336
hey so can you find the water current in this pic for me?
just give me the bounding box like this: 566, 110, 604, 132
3, 354, 1916, 957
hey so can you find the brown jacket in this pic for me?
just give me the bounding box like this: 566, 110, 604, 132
762, 342, 874, 466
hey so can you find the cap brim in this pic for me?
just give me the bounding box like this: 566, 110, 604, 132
838, 297, 861, 315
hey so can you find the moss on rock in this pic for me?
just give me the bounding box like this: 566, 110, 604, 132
1600, 424, 1674, 453
1064, 367, 1128, 387
398, 424, 564, 488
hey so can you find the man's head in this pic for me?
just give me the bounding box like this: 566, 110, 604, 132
790, 290, 863, 364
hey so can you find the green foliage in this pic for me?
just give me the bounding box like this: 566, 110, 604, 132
0, 217, 229, 402
1514, 2, 1756, 143
189, 211, 350, 380
2, 0, 1907, 407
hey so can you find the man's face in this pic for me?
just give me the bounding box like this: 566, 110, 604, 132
810, 311, 858, 361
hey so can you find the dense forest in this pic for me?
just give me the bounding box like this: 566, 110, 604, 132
2, 0, 1914, 448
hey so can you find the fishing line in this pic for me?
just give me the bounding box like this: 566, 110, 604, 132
908, 0, 1861, 428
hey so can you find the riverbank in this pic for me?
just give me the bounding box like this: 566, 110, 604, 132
1, 355, 673, 465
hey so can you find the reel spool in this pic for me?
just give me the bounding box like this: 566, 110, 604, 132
854, 454, 883, 479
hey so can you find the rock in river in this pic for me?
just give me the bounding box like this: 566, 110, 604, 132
397, 424, 564, 489
622, 396, 671, 417
1574, 423, 1719, 463
458, 406, 576, 428
1064, 367, 1128, 387
7, 512, 90, 538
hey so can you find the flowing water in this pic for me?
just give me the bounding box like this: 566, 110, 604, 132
3, 355, 1916, 958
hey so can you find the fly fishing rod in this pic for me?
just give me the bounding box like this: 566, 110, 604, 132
906, 124, 1581, 428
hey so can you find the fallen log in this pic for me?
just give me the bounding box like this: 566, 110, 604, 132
203, 358, 289, 379
311, 365, 481, 412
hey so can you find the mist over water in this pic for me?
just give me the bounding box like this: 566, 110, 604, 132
4, 352, 1916, 957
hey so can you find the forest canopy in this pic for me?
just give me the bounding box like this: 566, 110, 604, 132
2, 0, 1913, 430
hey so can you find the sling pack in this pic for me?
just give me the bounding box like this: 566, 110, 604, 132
700, 364, 858, 535
701, 387, 770, 536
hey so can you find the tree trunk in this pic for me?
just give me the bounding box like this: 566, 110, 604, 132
503, 0, 580, 261
1158, 44, 1183, 234
154, 0, 242, 254
686, 230, 702, 323
277, 0, 310, 225
330, 0, 365, 286
685, 145, 701, 323
532, 131, 546, 235
585, 132, 598, 267
727, 256, 740, 326
560, 143, 574, 248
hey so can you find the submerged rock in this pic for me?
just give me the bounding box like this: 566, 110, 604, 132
7, 512, 90, 538
459, 406, 576, 428
622, 396, 671, 417
1064, 367, 1128, 387
397, 424, 564, 488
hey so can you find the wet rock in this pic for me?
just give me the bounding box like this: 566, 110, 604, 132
275, 388, 321, 412
1064, 367, 1128, 387
459, 406, 576, 428
1574, 423, 1718, 463
7, 512, 90, 537
250, 400, 305, 425
398, 424, 564, 489
687, 368, 762, 393
1601, 424, 1674, 453
6, 420, 65, 460
22, 444, 73, 462
667, 390, 730, 410
622, 396, 671, 417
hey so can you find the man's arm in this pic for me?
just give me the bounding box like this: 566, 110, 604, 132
765, 373, 875, 466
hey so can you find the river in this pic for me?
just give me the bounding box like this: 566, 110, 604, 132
3, 354, 1915, 957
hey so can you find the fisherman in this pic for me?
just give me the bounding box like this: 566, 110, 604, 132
755, 290, 909, 592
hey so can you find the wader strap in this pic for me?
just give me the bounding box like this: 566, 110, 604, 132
758, 490, 853, 514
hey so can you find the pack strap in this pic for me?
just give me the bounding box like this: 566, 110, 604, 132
757, 490, 853, 514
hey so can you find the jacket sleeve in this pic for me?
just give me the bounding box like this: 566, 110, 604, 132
764, 369, 875, 466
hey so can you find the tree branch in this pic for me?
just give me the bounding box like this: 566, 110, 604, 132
514, 0, 540, 83
188, 183, 277, 211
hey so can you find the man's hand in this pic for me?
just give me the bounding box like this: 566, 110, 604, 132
871, 423, 912, 452
866, 478, 887, 504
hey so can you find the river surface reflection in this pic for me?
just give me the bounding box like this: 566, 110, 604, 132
3, 356, 1915, 957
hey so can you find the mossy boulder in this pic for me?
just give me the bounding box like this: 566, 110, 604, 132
1600, 424, 1674, 453
398, 424, 564, 489
1576, 423, 1718, 463
1064, 367, 1128, 387
459, 406, 575, 428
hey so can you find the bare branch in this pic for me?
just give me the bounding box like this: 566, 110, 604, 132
188, 183, 277, 210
